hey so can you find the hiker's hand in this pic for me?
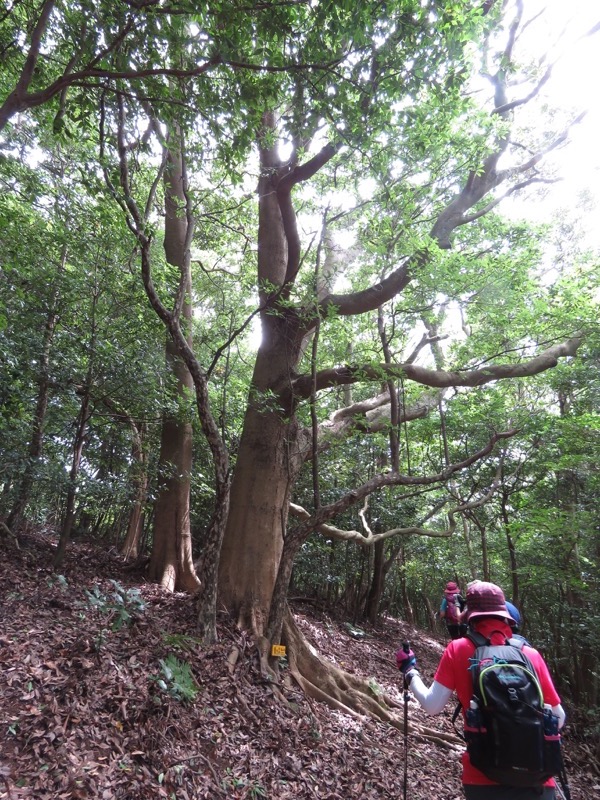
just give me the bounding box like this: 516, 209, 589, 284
396, 647, 417, 674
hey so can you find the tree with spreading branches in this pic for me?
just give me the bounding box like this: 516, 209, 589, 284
2, 0, 595, 725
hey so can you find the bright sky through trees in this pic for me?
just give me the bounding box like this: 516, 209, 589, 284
504, 0, 600, 241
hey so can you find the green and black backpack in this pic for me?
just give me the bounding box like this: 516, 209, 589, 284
456, 628, 568, 792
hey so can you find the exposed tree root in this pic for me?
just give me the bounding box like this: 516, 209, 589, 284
225, 606, 462, 750
282, 610, 462, 749
226, 645, 240, 674
0, 521, 20, 550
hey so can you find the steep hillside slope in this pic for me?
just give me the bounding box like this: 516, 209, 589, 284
0, 534, 594, 799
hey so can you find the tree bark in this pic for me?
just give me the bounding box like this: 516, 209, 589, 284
7, 247, 63, 533
54, 385, 91, 568
147, 141, 199, 593
119, 420, 148, 561
218, 339, 304, 633
218, 114, 305, 635
364, 540, 385, 624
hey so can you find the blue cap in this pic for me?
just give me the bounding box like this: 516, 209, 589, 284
505, 601, 521, 625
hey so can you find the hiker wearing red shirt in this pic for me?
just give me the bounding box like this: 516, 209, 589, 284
397, 581, 566, 799
439, 580, 466, 639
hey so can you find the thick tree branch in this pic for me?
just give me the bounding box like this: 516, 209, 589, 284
313, 388, 443, 454
276, 144, 341, 290
0, 44, 345, 131
315, 68, 578, 317
318, 252, 417, 318
0, 0, 56, 127
459, 176, 560, 224
278, 143, 340, 193
290, 501, 455, 543
291, 337, 581, 398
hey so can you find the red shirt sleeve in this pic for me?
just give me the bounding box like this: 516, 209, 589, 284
523, 646, 561, 706
434, 637, 475, 710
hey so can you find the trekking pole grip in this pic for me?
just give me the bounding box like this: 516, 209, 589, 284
402, 641, 411, 690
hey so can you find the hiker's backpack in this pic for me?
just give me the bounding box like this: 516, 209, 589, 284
444, 590, 461, 624
462, 629, 564, 788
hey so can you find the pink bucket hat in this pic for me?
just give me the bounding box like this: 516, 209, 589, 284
445, 581, 459, 592
464, 581, 516, 623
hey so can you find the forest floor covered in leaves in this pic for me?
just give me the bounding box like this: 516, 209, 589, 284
0, 533, 597, 800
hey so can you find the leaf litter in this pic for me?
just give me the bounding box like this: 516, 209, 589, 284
0, 533, 594, 799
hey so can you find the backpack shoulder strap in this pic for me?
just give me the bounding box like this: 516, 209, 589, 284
451, 701, 465, 741
508, 635, 526, 649
465, 628, 489, 648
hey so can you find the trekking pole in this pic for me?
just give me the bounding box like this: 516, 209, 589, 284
402, 641, 410, 800
556, 765, 572, 800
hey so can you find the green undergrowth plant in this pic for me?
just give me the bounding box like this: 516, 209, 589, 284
221, 770, 267, 798
161, 632, 202, 653
85, 579, 146, 630
152, 654, 199, 703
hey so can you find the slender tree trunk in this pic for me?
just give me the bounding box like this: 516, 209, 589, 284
420, 592, 436, 631
461, 515, 478, 580
364, 540, 385, 624
397, 548, 414, 624
326, 539, 337, 605
147, 140, 199, 592
54, 275, 98, 568
472, 515, 489, 581
195, 477, 231, 641
7, 247, 64, 532
54, 387, 91, 568
120, 421, 148, 561
500, 487, 519, 605
362, 310, 399, 624
555, 393, 590, 705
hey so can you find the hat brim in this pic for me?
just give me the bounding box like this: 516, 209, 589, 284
468, 609, 516, 624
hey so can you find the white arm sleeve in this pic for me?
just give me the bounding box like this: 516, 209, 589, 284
552, 704, 566, 729
408, 674, 566, 727
407, 674, 453, 715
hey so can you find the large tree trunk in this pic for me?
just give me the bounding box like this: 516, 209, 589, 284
218, 338, 304, 634
218, 113, 305, 634
147, 141, 199, 593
